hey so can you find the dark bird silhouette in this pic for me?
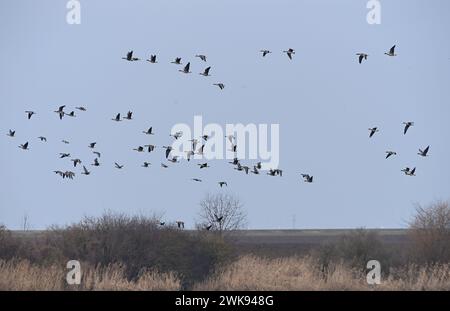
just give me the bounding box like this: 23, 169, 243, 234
161, 163, 169, 168
75, 106, 87, 111
195, 54, 207, 62
176, 221, 185, 229
356, 53, 368, 64
143, 127, 154, 135
179, 62, 191, 74
213, 83, 225, 90
385, 151, 397, 159
93, 151, 101, 158
205, 224, 212, 231
260, 49, 271, 57
403, 121, 414, 135
25, 111, 35, 119
218, 181, 227, 187
112, 113, 121, 122
192, 178, 202, 182
142, 162, 151, 168
7, 130, 15, 137
385, 45, 397, 57
91, 158, 100, 166
54, 105, 65, 120
38, 136, 47, 142
122, 50, 139, 61
199, 66, 211, 76
62, 140, 70, 144
171, 57, 182, 65
123, 111, 133, 120
283, 48, 295, 59
368, 127, 379, 138
59, 153, 70, 159
65, 111, 76, 117
144, 144, 156, 153
402, 167, 416, 176
162, 146, 172, 159
133, 146, 144, 152
214, 214, 224, 223
81, 166, 90, 175
71, 158, 82, 167
146, 54, 157, 63
18, 142, 29, 150
88, 142, 96, 149
301, 174, 313, 183
418, 146, 430, 157
198, 163, 210, 169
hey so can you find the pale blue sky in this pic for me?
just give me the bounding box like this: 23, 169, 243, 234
1, 0, 449, 229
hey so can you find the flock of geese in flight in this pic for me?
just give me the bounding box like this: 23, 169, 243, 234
5, 44, 431, 229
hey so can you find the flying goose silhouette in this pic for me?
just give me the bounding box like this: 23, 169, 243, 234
168, 156, 179, 163
7, 130, 15, 137
143, 127, 154, 135
214, 214, 224, 223
146, 54, 157, 63
122, 50, 139, 61
403, 122, 414, 135
25, 111, 35, 119
260, 50, 271, 57
171, 57, 182, 65
205, 224, 213, 231
59, 153, 70, 159
198, 163, 210, 169
179, 62, 191, 74
170, 131, 183, 140
418, 146, 430, 157
54, 106, 65, 120
301, 174, 313, 183
123, 111, 133, 120
356, 53, 368, 64
213, 83, 225, 90
162, 146, 173, 158
385, 45, 397, 57
251, 166, 260, 174
88, 142, 96, 149
93, 151, 101, 158
368, 127, 379, 138
62, 140, 70, 144
161, 163, 169, 168
115, 163, 124, 169
218, 181, 227, 187
144, 144, 156, 153
38, 136, 47, 142
402, 167, 416, 176
18, 142, 29, 150
385, 151, 397, 159
195, 54, 207, 62
192, 178, 202, 182
176, 221, 185, 229
65, 111, 76, 117
112, 113, 121, 122
283, 48, 295, 59
71, 159, 82, 167
133, 146, 144, 152
91, 158, 100, 166
75, 106, 87, 111
199, 67, 211, 76
142, 162, 151, 168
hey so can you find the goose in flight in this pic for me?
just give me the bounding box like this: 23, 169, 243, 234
368, 127, 379, 138
122, 50, 139, 61
255, 162, 262, 170
260, 50, 271, 57
161, 163, 169, 168
192, 178, 202, 182
214, 214, 224, 223
283, 48, 295, 60
18, 142, 29, 150
385, 45, 397, 57
81, 166, 90, 175
195, 54, 207, 62
229, 158, 240, 165
159, 222, 165, 226
65, 111, 76, 117
402, 167, 416, 176
242, 166, 250, 174
112, 113, 121, 122
59, 153, 70, 158
54, 170, 64, 177
185, 150, 195, 161
179, 62, 191, 74
71, 158, 82, 167
142, 162, 151, 168
91, 158, 100, 166
25, 111, 35, 120
385, 151, 397, 159
133, 146, 144, 152
199, 67, 211, 76
88, 142, 96, 149
93, 151, 101, 158
144, 144, 156, 153
274, 169, 283, 177
62, 140, 70, 144
171, 57, 182, 65
143, 127, 154, 135
205, 224, 212, 231
267, 169, 276, 176
202, 135, 209, 141
403, 121, 414, 135
115, 162, 124, 169
75, 106, 87, 111
146, 54, 157, 63
198, 163, 210, 169
7, 130, 15, 137
218, 181, 227, 188
418, 146, 430, 157
176, 221, 185, 229
301, 174, 313, 183
64, 171, 75, 179
38, 136, 47, 142
54, 106, 65, 120
170, 131, 183, 140
213, 83, 225, 90
356, 53, 368, 64
123, 111, 133, 120
162, 146, 173, 158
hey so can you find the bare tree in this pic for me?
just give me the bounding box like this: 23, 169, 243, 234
198, 193, 247, 233
409, 201, 450, 263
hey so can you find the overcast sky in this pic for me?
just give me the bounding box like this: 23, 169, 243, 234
1, 0, 449, 229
